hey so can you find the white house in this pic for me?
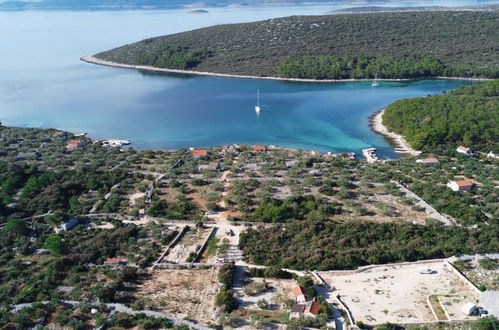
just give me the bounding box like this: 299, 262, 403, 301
487, 151, 499, 160
55, 217, 79, 233
292, 286, 306, 303
456, 146, 473, 156
447, 179, 473, 192
416, 157, 438, 167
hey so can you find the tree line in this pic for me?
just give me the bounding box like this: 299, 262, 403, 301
239, 220, 499, 270
383, 79, 499, 153
278, 55, 446, 79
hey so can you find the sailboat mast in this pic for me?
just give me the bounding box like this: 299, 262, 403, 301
257, 89, 260, 107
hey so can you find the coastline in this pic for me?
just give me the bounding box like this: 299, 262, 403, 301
81, 56, 492, 83
370, 109, 422, 157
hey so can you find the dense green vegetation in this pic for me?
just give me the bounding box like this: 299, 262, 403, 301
215, 262, 238, 313
278, 55, 445, 79
0, 127, 139, 221
98, 44, 211, 70
95, 11, 499, 79
239, 221, 499, 271
383, 79, 499, 153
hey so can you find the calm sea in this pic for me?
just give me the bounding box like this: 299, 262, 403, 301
0, 3, 480, 157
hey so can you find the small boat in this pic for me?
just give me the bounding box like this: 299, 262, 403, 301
255, 89, 261, 113
371, 74, 379, 87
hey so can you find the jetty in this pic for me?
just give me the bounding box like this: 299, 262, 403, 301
362, 148, 378, 163
102, 139, 131, 147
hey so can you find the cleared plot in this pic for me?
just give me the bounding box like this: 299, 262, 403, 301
164, 227, 212, 263
134, 268, 219, 325
320, 261, 480, 325
238, 277, 296, 310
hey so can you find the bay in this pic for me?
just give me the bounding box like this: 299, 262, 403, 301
0, 3, 479, 157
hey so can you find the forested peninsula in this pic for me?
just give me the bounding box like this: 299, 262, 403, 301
93, 11, 499, 80
382, 79, 499, 154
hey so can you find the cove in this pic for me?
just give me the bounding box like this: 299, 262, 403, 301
0, 6, 477, 158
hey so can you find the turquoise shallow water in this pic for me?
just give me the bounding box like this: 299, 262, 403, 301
0, 6, 476, 157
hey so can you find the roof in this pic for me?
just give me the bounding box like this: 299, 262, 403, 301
455, 179, 473, 187
193, 150, 208, 156
68, 140, 81, 146
292, 285, 305, 297
304, 301, 321, 315
416, 157, 438, 164
253, 145, 266, 151
104, 257, 127, 264
311, 150, 321, 155
221, 145, 231, 150
457, 146, 470, 152
291, 303, 305, 313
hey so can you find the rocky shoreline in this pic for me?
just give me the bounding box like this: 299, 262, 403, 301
370, 109, 422, 156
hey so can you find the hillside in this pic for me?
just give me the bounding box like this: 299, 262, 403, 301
382, 79, 499, 153
94, 11, 499, 79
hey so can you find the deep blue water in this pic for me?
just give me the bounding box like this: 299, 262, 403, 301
0, 5, 478, 157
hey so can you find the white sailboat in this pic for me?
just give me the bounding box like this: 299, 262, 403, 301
371, 74, 380, 87
255, 89, 261, 113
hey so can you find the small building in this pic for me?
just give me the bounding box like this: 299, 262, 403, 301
447, 179, 473, 192
416, 157, 438, 167
66, 140, 86, 151
253, 145, 266, 152
192, 149, 208, 160
53, 131, 68, 140
304, 300, 321, 318
290, 300, 320, 319
311, 150, 321, 156
220, 145, 234, 152
104, 257, 128, 267
292, 285, 306, 303
55, 217, 79, 233
487, 151, 499, 160
456, 146, 473, 156
462, 302, 477, 316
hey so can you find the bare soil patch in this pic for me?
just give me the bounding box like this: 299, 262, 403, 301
320, 261, 480, 325
134, 268, 219, 325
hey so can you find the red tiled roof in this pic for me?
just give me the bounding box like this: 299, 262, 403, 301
253, 145, 266, 151
311, 150, 321, 155
68, 140, 80, 146
292, 286, 305, 297
304, 301, 320, 315
193, 150, 208, 156
455, 179, 472, 187
221, 146, 230, 150
104, 257, 127, 264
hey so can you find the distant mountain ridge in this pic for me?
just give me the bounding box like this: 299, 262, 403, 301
0, 0, 404, 10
